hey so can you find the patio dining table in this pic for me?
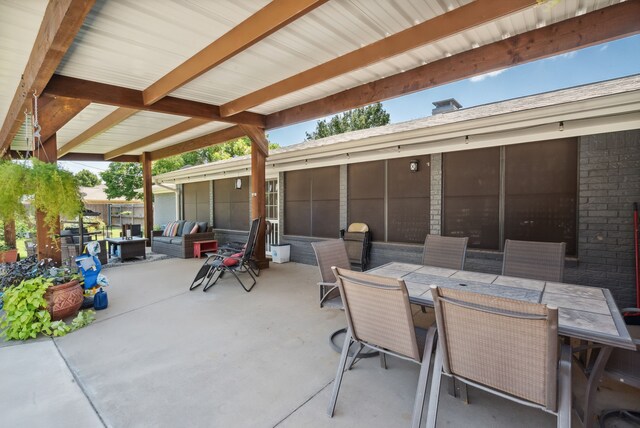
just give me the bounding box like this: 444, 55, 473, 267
364, 262, 636, 428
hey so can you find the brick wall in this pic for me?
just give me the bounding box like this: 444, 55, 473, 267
576, 130, 640, 308
430, 154, 442, 235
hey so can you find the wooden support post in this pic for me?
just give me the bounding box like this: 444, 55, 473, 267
141, 152, 153, 246
3, 219, 17, 249
243, 126, 269, 270
35, 134, 61, 264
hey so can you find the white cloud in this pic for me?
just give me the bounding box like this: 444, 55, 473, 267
470, 69, 507, 82
560, 51, 577, 59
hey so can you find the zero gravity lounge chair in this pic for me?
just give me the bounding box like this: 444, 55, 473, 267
189, 218, 261, 293
340, 223, 371, 271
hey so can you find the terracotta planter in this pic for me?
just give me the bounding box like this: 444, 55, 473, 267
45, 280, 83, 321
0, 249, 18, 263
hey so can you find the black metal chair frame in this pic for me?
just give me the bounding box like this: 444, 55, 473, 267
189, 218, 261, 293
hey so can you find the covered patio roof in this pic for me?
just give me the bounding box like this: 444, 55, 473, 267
1, 0, 639, 161
1, 0, 638, 264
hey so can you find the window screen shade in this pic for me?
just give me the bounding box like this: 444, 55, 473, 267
183, 181, 211, 224
214, 178, 249, 231
443, 148, 500, 250
284, 166, 339, 238
505, 139, 577, 255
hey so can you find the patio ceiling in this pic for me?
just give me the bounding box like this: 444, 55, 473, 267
1, 0, 639, 162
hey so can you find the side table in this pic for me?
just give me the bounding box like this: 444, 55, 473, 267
194, 240, 218, 258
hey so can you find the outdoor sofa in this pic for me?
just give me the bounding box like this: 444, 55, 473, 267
151, 221, 215, 259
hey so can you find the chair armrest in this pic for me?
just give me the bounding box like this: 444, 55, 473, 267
622, 308, 640, 314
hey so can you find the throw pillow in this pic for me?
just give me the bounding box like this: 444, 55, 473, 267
181, 221, 196, 236
190, 224, 199, 234
162, 221, 175, 237
223, 252, 243, 267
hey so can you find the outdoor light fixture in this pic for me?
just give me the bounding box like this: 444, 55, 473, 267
235, 178, 242, 189
409, 160, 419, 172
559, 121, 565, 131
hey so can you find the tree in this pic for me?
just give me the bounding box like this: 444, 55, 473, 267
100, 162, 142, 200
151, 156, 185, 176
305, 102, 390, 140
151, 137, 280, 175
74, 169, 100, 187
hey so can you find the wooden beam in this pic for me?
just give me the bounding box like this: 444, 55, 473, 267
141, 152, 153, 246
104, 118, 208, 160
250, 137, 268, 268
57, 107, 138, 157
266, 0, 640, 129
221, 0, 535, 117
58, 152, 140, 162
39, 96, 90, 143
149, 126, 246, 161
35, 134, 61, 264
44, 75, 266, 127
0, 0, 95, 157
240, 125, 269, 156
143, 0, 328, 105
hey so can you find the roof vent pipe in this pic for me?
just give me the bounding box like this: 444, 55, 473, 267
432, 98, 462, 115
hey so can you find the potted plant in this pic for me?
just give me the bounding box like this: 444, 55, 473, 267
0, 256, 94, 340
0, 159, 83, 243
0, 242, 18, 263
0, 255, 84, 321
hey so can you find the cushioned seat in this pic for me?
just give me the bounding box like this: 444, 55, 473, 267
151, 220, 215, 258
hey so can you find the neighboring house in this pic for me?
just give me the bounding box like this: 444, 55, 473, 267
81, 184, 143, 228
151, 183, 179, 228
154, 75, 640, 308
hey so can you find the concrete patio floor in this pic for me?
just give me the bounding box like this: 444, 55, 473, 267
1, 258, 638, 427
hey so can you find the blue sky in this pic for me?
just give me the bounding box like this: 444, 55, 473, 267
268, 34, 640, 147
61, 34, 640, 174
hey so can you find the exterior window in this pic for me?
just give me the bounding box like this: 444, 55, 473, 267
213, 177, 249, 230
443, 139, 577, 254
183, 181, 211, 224
284, 166, 339, 238
443, 148, 500, 250
265, 179, 278, 221
387, 155, 430, 243
348, 155, 430, 244
348, 161, 385, 241
505, 139, 577, 255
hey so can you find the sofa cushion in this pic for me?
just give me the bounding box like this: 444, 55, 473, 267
175, 220, 187, 236
197, 222, 208, 233
170, 237, 183, 245
189, 223, 199, 234
154, 236, 174, 244
182, 221, 196, 236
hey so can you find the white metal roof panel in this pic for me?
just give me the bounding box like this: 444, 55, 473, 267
56, 103, 118, 148
136, 121, 234, 154
0, 0, 47, 127
65, 110, 188, 154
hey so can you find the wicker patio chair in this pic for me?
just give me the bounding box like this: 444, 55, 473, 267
427, 285, 572, 428
422, 234, 469, 270
328, 267, 437, 428
502, 239, 566, 282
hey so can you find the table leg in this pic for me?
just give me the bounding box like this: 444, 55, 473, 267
578, 345, 612, 428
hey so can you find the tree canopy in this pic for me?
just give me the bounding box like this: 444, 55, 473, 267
102, 137, 280, 199
74, 169, 101, 187
305, 103, 390, 140
100, 163, 142, 200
